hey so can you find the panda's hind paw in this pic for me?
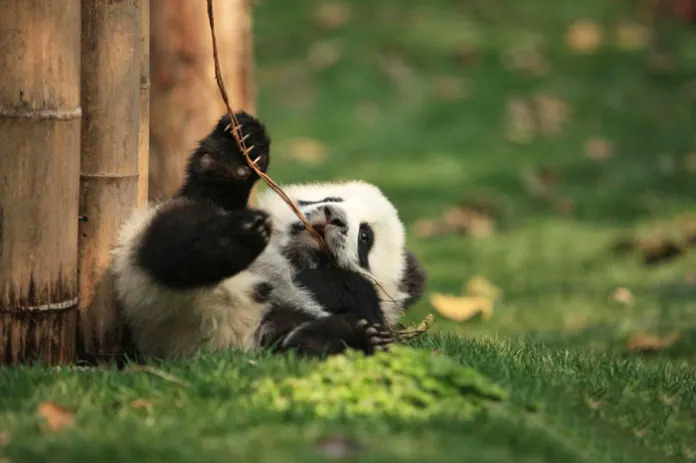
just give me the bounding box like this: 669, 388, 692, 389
356, 318, 394, 353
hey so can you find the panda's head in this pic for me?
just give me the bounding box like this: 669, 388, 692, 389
258, 181, 427, 324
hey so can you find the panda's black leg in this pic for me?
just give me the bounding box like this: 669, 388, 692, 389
271, 313, 394, 358
136, 201, 271, 290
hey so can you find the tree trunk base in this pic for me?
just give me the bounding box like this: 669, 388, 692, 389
0, 305, 78, 364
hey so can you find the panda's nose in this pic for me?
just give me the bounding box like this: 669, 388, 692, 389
323, 205, 347, 230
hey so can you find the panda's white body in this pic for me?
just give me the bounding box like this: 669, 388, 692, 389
111, 181, 409, 358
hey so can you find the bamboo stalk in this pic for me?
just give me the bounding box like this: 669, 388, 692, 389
137, 0, 150, 207
149, 0, 255, 202
0, 0, 81, 364
78, 0, 142, 359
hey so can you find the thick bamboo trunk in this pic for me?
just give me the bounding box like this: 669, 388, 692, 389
149, 0, 255, 201
79, 0, 142, 359
138, 0, 150, 207
0, 0, 81, 364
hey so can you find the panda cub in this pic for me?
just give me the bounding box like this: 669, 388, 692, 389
111, 112, 426, 359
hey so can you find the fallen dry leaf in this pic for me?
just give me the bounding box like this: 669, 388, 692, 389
585, 137, 614, 161
534, 94, 570, 135
608, 287, 634, 305
684, 153, 696, 172
464, 276, 501, 301
0, 431, 9, 447
648, 51, 674, 71
430, 293, 493, 322
504, 98, 536, 144
522, 167, 559, 200
413, 207, 495, 238
615, 22, 651, 51
129, 399, 153, 409
586, 398, 602, 410
443, 207, 495, 237
641, 237, 687, 265
313, 1, 352, 30
393, 314, 435, 342
504, 94, 570, 144
413, 218, 441, 238
685, 270, 696, 285
455, 43, 480, 67
566, 19, 602, 54
307, 41, 342, 70
354, 101, 380, 123
38, 402, 75, 432
502, 39, 549, 76
285, 137, 328, 165
378, 54, 415, 87
555, 197, 575, 216
627, 331, 680, 352
431, 76, 467, 101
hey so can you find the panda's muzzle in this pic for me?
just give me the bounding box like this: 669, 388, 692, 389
290, 204, 348, 238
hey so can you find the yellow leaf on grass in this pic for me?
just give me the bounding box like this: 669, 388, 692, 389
615, 22, 650, 51
430, 293, 493, 322
38, 402, 75, 432
566, 20, 602, 54
608, 287, 634, 305
626, 331, 680, 353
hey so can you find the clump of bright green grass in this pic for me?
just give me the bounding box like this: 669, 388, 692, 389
250, 345, 506, 420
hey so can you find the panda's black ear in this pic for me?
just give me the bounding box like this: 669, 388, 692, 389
399, 250, 427, 309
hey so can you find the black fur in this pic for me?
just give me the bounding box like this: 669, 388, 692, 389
177, 113, 270, 211
295, 266, 385, 326
273, 313, 392, 357
136, 203, 271, 289
399, 251, 428, 309
136, 112, 272, 290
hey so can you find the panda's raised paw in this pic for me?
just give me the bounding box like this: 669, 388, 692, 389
227, 209, 273, 253
217, 112, 270, 174
241, 210, 272, 241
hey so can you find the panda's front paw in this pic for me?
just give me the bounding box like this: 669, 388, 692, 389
356, 318, 394, 353
218, 112, 270, 174
241, 209, 272, 242
226, 209, 273, 255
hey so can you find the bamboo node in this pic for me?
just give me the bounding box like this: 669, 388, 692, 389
0, 106, 82, 121
1, 297, 80, 312
79, 172, 139, 179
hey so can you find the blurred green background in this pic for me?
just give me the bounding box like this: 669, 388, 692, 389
253, 0, 696, 355
3, 2, 696, 462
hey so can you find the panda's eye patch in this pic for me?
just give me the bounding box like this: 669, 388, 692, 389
358, 223, 373, 245
357, 223, 374, 269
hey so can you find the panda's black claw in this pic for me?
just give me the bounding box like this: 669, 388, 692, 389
354, 318, 393, 354
365, 326, 378, 336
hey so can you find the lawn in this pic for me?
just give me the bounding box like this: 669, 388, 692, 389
2, 0, 695, 461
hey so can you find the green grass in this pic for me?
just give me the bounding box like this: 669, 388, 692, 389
2, 0, 696, 461
2, 339, 695, 462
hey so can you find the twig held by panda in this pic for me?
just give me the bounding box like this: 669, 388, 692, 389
205, 0, 329, 253
206, 0, 404, 323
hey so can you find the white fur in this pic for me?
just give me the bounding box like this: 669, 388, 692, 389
112, 181, 408, 358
